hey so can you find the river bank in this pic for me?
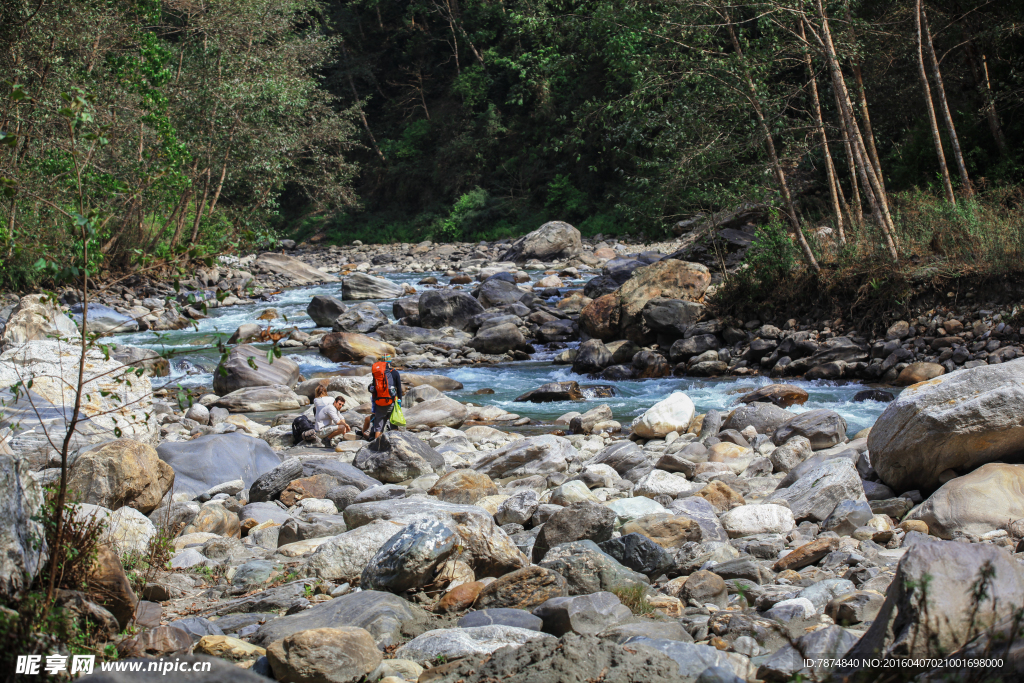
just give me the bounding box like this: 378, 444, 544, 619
2, 222, 1024, 682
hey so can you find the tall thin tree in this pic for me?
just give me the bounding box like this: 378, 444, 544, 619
915, 0, 956, 205
921, 4, 971, 196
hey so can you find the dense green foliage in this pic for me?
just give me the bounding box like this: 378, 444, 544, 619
4, 0, 1024, 282
0, 0, 359, 288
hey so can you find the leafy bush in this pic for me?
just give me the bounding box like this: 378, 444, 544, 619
438, 188, 491, 242
546, 174, 589, 221
735, 218, 798, 296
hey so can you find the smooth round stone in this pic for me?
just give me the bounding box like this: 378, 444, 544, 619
458, 608, 544, 632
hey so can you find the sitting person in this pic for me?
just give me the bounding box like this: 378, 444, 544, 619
304, 385, 350, 447
361, 354, 402, 442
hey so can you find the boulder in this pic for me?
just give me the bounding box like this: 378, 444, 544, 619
767, 458, 865, 522
70, 303, 139, 335
476, 279, 529, 308
619, 514, 702, 549
532, 501, 616, 562
211, 385, 305, 412
110, 346, 169, 377
0, 454, 46, 596
905, 463, 1024, 539
538, 541, 649, 595
514, 382, 583, 403
771, 409, 847, 450
845, 540, 1024, 660
252, 590, 426, 649
894, 362, 945, 386
157, 434, 283, 498
470, 323, 526, 355
641, 298, 704, 338
256, 252, 339, 285
213, 344, 300, 395
597, 533, 673, 577
319, 332, 396, 363
332, 303, 387, 334
395, 625, 544, 664
473, 435, 575, 479
403, 396, 469, 429
428, 470, 499, 505
1, 294, 79, 347
301, 520, 406, 583
475, 565, 570, 611
868, 359, 1024, 492
736, 384, 808, 408
307, 295, 347, 327
0, 340, 156, 463
667, 497, 730, 543
578, 294, 621, 341
413, 633, 681, 683
631, 392, 695, 438
361, 519, 458, 593
720, 505, 796, 538
67, 439, 174, 514
501, 221, 582, 263
573, 339, 612, 374
352, 432, 447, 484
341, 499, 527, 577
616, 260, 711, 333
722, 403, 793, 436
419, 290, 485, 331
532, 592, 632, 636
342, 272, 404, 300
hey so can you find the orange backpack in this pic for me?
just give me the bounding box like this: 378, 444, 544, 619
371, 361, 396, 407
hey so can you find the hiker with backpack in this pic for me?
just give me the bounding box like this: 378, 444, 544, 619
362, 354, 402, 442
294, 384, 350, 447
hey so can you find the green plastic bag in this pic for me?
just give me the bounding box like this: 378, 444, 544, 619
390, 400, 406, 427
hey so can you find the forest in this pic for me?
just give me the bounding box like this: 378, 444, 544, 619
2, 0, 1024, 289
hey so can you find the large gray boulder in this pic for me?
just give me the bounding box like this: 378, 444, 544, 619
157, 434, 283, 498
722, 402, 793, 435
1, 294, 79, 348
211, 385, 306, 412
501, 221, 582, 263
771, 409, 847, 450
306, 295, 346, 327
766, 458, 865, 522
0, 454, 46, 596
905, 463, 1024, 539
353, 432, 447, 484
342, 498, 527, 577
403, 396, 469, 429
256, 252, 338, 285
360, 519, 458, 593
845, 540, 1024, 660
470, 323, 526, 355
332, 302, 387, 334
419, 290, 485, 331
212, 344, 300, 395
532, 502, 616, 562
251, 590, 427, 648
475, 279, 528, 309
472, 435, 575, 479
869, 359, 1024, 492
70, 302, 139, 335
538, 541, 649, 596
342, 272, 404, 300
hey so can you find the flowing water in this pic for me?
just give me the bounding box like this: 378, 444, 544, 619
105, 271, 891, 433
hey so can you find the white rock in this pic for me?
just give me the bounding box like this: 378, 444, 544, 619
631, 392, 695, 438
295, 498, 338, 515
395, 625, 546, 664
105, 506, 157, 555
301, 520, 406, 582
634, 470, 701, 499
603, 497, 670, 524
549, 480, 597, 506
720, 504, 796, 538
771, 597, 816, 618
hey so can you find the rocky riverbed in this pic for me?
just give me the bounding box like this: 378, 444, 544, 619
2, 221, 1024, 682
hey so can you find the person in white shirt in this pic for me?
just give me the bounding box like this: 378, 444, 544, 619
305, 385, 350, 447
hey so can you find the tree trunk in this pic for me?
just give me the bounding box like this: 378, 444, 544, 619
811, 0, 898, 258
915, 0, 955, 205
189, 167, 211, 245
922, 5, 971, 196
963, 42, 1007, 157
801, 20, 845, 244
844, 2, 885, 187
725, 18, 819, 272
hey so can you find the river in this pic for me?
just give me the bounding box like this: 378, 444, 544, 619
106, 270, 891, 434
